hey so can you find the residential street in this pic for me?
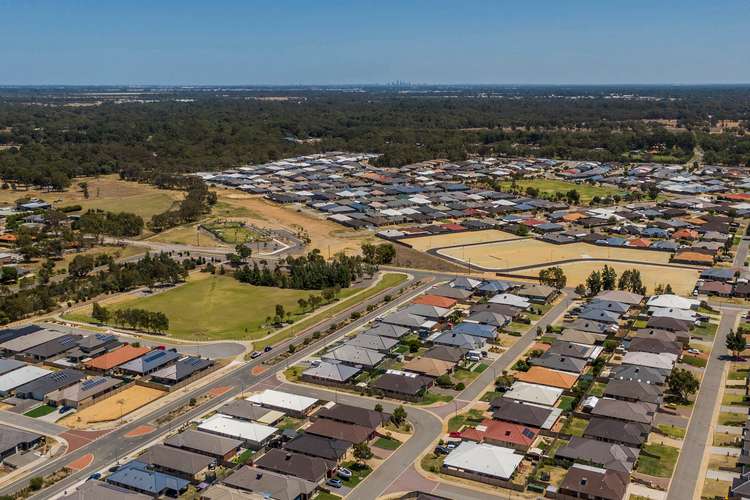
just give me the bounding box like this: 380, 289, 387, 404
666, 308, 739, 500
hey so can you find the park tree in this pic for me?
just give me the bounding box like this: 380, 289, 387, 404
68, 254, 95, 278
92, 302, 110, 324
601, 265, 617, 290
726, 329, 747, 359
667, 368, 699, 403
539, 266, 567, 289
586, 270, 602, 296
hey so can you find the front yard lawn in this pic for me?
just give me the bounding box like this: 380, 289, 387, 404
636, 443, 679, 477
719, 412, 747, 426
656, 424, 686, 439
373, 436, 402, 450
339, 462, 372, 488
24, 404, 57, 418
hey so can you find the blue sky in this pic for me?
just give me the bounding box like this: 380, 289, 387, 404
1, 0, 748, 85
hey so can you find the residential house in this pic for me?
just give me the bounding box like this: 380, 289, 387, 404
321, 345, 385, 369
137, 444, 215, 482
198, 414, 278, 449
247, 389, 318, 418
217, 465, 316, 500
555, 437, 639, 473
557, 463, 629, 500
301, 361, 361, 387
442, 441, 523, 486
164, 430, 242, 463
370, 371, 432, 402
254, 448, 332, 483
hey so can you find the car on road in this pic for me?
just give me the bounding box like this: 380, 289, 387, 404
326, 478, 343, 488
250, 351, 262, 359
263, 346, 273, 352
337, 467, 352, 479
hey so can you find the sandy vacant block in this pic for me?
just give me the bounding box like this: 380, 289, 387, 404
524, 262, 700, 296
439, 239, 672, 270
59, 385, 165, 428
216, 189, 371, 256
402, 229, 519, 251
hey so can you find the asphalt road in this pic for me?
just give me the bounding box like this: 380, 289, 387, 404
666, 309, 739, 500
2, 272, 435, 499
0, 411, 66, 436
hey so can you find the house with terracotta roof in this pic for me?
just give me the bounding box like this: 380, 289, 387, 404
625, 238, 651, 248
672, 248, 714, 265
84, 345, 151, 372
411, 294, 458, 309
514, 366, 578, 390
461, 418, 539, 451
671, 228, 699, 241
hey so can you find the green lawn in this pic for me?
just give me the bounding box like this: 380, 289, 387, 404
313, 493, 341, 500
722, 392, 747, 406
474, 363, 489, 373
254, 273, 407, 350
693, 322, 718, 338
417, 391, 454, 405
24, 404, 57, 418
447, 408, 485, 432
681, 355, 707, 368
203, 221, 266, 244
558, 396, 577, 412
373, 436, 402, 450
719, 412, 747, 426
499, 179, 627, 204
561, 417, 588, 437
339, 462, 371, 488
657, 424, 686, 439
480, 390, 503, 402
64, 191, 179, 220
234, 449, 254, 465
636, 443, 679, 477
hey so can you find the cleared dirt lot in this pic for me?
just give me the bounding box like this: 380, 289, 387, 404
59, 386, 165, 428
215, 189, 372, 256
522, 261, 700, 295
402, 229, 519, 251
439, 239, 672, 269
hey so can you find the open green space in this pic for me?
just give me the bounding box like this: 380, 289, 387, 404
498, 178, 627, 204
65, 191, 180, 220
373, 436, 401, 450
636, 443, 679, 477
24, 404, 57, 418
64, 274, 359, 341
253, 273, 407, 350
203, 221, 267, 244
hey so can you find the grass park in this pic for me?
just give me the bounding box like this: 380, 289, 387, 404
497, 178, 627, 204
64, 272, 407, 342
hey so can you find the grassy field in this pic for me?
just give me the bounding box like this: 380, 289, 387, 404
498, 179, 627, 203
65, 274, 364, 341
147, 224, 226, 247
253, 272, 407, 350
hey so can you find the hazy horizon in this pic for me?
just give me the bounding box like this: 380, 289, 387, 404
1, 0, 748, 86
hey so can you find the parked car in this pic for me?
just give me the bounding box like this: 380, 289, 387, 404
448, 431, 462, 438
250, 351, 262, 359
326, 478, 343, 488
434, 445, 451, 455
687, 348, 701, 355
337, 467, 352, 479
87, 473, 101, 481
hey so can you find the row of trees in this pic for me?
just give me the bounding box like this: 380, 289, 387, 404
0, 252, 190, 325
149, 178, 217, 232
361, 243, 396, 265
76, 209, 144, 238
92, 303, 169, 333
235, 250, 368, 290
578, 265, 647, 296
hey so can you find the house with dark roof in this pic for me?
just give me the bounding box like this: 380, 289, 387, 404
422, 346, 467, 363
119, 349, 180, 376
0, 424, 42, 464
371, 371, 432, 401
14, 368, 84, 401
316, 403, 389, 430
149, 356, 213, 386
137, 444, 215, 482
610, 364, 668, 385
489, 399, 562, 430
555, 437, 639, 473
218, 466, 317, 500
531, 353, 587, 374
558, 463, 629, 500
254, 448, 332, 483
304, 418, 373, 444
603, 379, 663, 404
164, 430, 242, 463
45, 376, 121, 408
583, 417, 650, 447
20, 334, 81, 362
284, 433, 350, 462
59, 481, 150, 500
590, 399, 656, 425
106, 460, 189, 497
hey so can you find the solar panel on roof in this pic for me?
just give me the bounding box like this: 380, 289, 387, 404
80, 378, 107, 390
522, 428, 535, 439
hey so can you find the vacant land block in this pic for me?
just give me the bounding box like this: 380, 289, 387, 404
439, 239, 672, 270
402, 229, 519, 251
0, 175, 183, 220
215, 190, 372, 256
60, 386, 165, 428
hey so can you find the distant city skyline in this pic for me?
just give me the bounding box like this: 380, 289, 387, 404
1, 0, 748, 85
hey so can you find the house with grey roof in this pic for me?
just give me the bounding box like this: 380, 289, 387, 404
583, 417, 650, 447
0, 359, 24, 377
603, 379, 663, 404
555, 436, 639, 472
431, 331, 485, 350
119, 348, 180, 376
344, 333, 398, 353
321, 345, 385, 369
531, 353, 587, 374
14, 368, 84, 401
610, 364, 668, 385
164, 430, 242, 463
590, 398, 656, 425
302, 361, 361, 387
60, 480, 151, 500
150, 356, 213, 386
362, 323, 410, 339
0, 424, 42, 464
217, 465, 317, 500
138, 444, 215, 482
45, 376, 121, 408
